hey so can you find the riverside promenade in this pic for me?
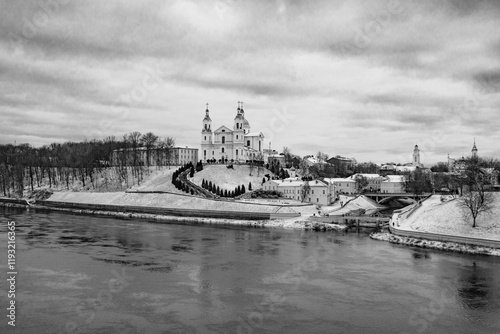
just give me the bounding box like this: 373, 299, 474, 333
384, 195, 500, 252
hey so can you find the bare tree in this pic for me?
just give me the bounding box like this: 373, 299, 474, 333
282, 146, 292, 167
459, 189, 494, 228
301, 180, 310, 202
404, 169, 432, 197
459, 157, 495, 227
141, 132, 158, 167
354, 174, 369, 194
299, 159, 309, 178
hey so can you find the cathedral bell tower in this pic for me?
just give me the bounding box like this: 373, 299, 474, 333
202, 103, 212, 144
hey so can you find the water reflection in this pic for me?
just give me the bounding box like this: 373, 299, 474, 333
457, 262, 492, 310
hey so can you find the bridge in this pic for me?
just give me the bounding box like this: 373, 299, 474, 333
363, 193, 432, 204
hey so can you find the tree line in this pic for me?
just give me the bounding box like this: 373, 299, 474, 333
0, 132, 175, 198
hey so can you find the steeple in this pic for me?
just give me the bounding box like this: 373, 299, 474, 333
472, 138, 478, 158
202, 103, 212, 132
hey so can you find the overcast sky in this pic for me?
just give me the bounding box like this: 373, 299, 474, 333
1, 0, 499, 165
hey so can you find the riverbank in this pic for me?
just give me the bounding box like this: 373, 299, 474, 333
374, 194, 500, 255
370, 232, 500, 256
0, 201, 347, 231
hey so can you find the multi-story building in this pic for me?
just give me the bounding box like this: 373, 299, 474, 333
111, 146, 198, 166
327, 155, 354, 173
200, 102, 264, 162
171, 147, 199, 166
381, 175, 406, 193
324, 178, 356, 195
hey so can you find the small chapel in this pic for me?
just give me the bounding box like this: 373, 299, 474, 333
201, 102, 264, 163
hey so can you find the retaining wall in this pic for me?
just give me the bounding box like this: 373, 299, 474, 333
35, 200, 300, 220
389, 225, 500, 249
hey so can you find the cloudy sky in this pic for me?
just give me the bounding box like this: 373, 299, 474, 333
0, 0, 499, 165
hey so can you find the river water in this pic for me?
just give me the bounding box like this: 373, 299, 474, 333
1, 206, 499, 334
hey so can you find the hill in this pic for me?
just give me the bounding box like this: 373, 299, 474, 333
407, 194, 500, 240
190, 164, 272, 191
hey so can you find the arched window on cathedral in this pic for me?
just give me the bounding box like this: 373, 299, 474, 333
247, 140, 250, 147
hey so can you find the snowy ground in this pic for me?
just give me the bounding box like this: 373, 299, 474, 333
48, 191, 299, 214
324, 195, 386, 216
128, 167, 185, 194
190, 164, 271, 191
401, 194, 500, 241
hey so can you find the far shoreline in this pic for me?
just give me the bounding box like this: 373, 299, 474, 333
0, 201, 348, 232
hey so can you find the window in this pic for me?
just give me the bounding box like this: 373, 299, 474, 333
222, 136, 225, 144
222, 129, 225, 132
204, 150, 206, 156
204, 136, 206, 141
247, 140, 250, 147
312, 190, 314, 194
236, 135, 239, 140
222, 147, 225, 153
317, 198, 319, 202
236, 149, 238, 155
259, 141, 261, 151
323, 190, 325, 194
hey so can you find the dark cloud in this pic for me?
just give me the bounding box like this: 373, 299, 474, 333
0, 0, 499, 164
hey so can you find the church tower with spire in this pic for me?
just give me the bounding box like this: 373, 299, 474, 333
201, 104, 212, 161
233, 101, 245, 144
472, 138, 478, 158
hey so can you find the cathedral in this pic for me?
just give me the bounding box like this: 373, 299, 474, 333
201, 102, 264, 162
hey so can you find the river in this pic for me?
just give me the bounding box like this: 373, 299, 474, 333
1, 206, 499, 334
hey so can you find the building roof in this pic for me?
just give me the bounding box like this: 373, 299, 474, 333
324, 178, 355, 183
395, 166, 417, 172
383, 175, 406, 183
277, 179, 328, 188
245, 131, 264, 137
348, 173, 382, 179
214, 125, 232, 133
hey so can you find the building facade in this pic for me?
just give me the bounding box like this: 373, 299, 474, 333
111, 146, 198, 166
381, 175, 406, 193
201, 102, 264, 162
277, 179, 332, 205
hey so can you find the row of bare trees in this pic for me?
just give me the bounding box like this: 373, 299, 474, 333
0, 132, 175, 198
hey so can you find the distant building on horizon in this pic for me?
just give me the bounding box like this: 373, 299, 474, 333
447, 139, 478, 172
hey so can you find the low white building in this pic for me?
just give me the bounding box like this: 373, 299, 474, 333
275, 179, 333, 205
262, 179, 280, 192
381, 175, 406, 193
348, 173, 384, 192
324, 178, 356, 195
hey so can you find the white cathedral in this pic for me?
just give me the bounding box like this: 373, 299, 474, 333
201, 102, 265, 162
